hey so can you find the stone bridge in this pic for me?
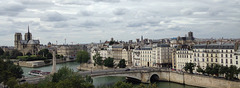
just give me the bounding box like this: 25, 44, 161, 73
80, 69, 171, 83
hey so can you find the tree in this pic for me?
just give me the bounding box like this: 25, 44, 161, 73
118, 59, 126, 68
0, 47, 4, 56
183, 62, 196, 74
0, 59, 23, 86
219, 65, 228, 78
10, 49, 23, 59
6, 77, 18, 88
46, 53, 53, 59
196, 66, 205, 74
104, 57, 114, 68
113, 81, 133, 88
93, 53, 103, 66
52, 66, 74, 82
212, 64, 221, 77
76, 51, 90, 63
38, 49, 49, 57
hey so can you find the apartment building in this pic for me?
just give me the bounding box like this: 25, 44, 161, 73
175, 44, 240, 71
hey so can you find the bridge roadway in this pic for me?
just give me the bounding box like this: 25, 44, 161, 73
78, 67, 163, 77
16, 67, 168, 85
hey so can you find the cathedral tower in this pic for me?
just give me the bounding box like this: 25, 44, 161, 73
14, 33, 22, 49
24, 25, 32, 41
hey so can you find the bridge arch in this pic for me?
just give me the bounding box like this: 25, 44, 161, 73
150, 74, 160, 83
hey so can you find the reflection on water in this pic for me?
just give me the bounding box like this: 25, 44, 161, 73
93, 76, 201, 88
21, 62, 79, 77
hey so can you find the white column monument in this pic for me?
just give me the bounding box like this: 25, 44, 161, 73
51, 50, 57, 74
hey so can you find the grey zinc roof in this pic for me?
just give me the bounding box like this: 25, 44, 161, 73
157, 44, 170, 47
193, 44, 235, 49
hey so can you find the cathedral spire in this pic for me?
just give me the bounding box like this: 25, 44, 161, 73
27, 25, 31, 41
28, 25, 29, 33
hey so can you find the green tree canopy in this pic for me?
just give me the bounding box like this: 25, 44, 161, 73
38, 49, 49, 57
183, 62, 196, 74
0, 60, 23, 86
118, 59, 126, 68
10, 49, 23, 59
93, 53, 103, 66
46, 53, 53, 59
76, 50, 90, 63
104, 57, 114, 68
196, 66, 205, 74
0, 47, 4, 56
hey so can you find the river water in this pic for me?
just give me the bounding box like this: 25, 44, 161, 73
21, 62, 200, 88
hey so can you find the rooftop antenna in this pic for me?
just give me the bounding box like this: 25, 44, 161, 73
65, 38, 66, 45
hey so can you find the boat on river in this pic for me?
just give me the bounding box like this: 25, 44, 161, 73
28, 70, 50, 76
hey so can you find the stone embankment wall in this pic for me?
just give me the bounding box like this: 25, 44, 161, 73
15, 59, 73, 68
159, 72, 240, 88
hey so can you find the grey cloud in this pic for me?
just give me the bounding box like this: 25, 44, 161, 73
0, 2, 26, 16
55, 0, 92, 5
79, 10, 94, 16
41, 12, 67, 22
79, 21, 100, 28
93, 0, 120, 3
113, 8, 128, 15
127, 22, 144, 27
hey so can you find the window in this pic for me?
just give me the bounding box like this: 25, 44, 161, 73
211, 58, 213, 62
237, 56, 238, 59
226, 54, 228, 57
221, 54, 223, 57
230, 59, 232, 64
202, 58, 204, 62
211, 54, 213, 57
226, 59, 228, 63
221, 59, 223, 63
202, 54, 204, 57
207, 58, 209, 62
230, 54, 232, 58
198, 53, 199, 57
236, 61, 238, 65
216, 59, 217, 62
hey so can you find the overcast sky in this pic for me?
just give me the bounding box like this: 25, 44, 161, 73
0, 0, 240, 46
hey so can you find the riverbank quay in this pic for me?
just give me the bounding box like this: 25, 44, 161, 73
159, 71, 240, 88
14, 59, 75, 68
77, 65, 240, 88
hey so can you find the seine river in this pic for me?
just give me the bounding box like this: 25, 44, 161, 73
21, 62, 200, 88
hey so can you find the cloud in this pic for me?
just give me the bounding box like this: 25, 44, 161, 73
79, 10, 94, 16
41, 12, 67, 22
54, 0, 92, 5
0, 1, 26, 16
0, 0, 240, 46
92, 0, 120, 3
113, 8, 128, 15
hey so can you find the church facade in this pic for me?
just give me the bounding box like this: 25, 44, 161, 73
14, 26, 40, 55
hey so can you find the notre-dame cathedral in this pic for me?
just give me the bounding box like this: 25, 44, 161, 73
14, 26, 40, 55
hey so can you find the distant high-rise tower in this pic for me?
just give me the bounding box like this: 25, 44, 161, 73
141, 36, 143, 41
24, 26, 32, 41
